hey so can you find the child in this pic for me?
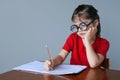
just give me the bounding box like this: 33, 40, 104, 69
44, 4, 110, 70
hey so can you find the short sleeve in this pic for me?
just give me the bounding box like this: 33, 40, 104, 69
96, 38, 110, 57
62, 33, 75, 52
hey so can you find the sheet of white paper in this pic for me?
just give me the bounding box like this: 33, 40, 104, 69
13, 61, 87, 75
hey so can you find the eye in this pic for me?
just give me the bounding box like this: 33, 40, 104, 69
78, 22, 88, 31
70, 25, 78, 32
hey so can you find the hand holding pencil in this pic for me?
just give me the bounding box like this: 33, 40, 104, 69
44, 45, 54, 70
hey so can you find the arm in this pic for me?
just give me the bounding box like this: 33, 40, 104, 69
85, 40, 104, 68
44, 49, 69, 70
53, 49, 69, 66
83, 27, 104, 68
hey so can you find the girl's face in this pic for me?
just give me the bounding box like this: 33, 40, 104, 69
73, 17, 98, 38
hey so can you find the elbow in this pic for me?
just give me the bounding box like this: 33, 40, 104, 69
89, 63, 99, 68
90, 65, 97, 68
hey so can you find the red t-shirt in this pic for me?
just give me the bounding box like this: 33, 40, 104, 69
62, 32, 110, 67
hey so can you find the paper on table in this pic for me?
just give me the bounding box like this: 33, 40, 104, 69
13, 61, 87, 75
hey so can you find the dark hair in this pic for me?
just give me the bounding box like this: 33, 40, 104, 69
71, 4, 101, 36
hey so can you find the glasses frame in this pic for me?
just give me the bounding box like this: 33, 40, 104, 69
70, 19, 94, 32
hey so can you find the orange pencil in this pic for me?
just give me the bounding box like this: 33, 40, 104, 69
45, 45, 52, 63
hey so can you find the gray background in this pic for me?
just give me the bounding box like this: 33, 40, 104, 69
0, 0, 120, 74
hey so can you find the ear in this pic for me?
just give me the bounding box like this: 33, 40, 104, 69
94, 19, 99, 27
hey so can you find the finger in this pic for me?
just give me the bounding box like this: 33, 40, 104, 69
46, 60, 51, 64
49, 60, 54, 70
44, 60, 51, 70
46, 60, 53, 65
87, 27, 92, 34
45, 60, 54, 70
92, 27, 97, 34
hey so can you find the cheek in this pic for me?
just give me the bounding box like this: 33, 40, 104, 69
77, 31, 87, 38
91, 23, 96, 27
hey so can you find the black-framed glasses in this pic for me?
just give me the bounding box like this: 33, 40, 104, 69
70, 20, 94, 32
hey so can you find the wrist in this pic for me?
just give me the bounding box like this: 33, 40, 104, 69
83, 39, 91, 46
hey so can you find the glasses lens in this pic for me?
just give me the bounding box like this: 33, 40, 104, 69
71, 25, 77, 32
79, 23, 87, 31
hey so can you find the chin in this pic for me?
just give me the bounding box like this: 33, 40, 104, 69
77, 34, 85, 39
80, 36, 85, 39
77, 32, 86, 38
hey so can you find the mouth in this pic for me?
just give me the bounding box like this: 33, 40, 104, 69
77, 32, 86, 35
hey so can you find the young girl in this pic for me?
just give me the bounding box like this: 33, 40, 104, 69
44, 4, 110, 70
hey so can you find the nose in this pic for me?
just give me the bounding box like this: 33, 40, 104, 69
77, 28, 81, 32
